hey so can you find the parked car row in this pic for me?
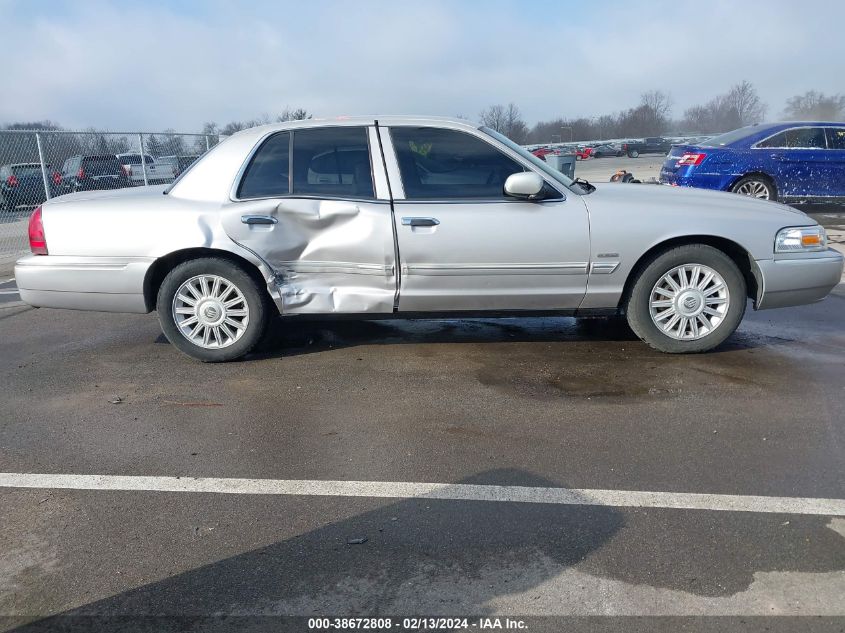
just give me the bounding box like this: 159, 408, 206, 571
0, 153, 201, 211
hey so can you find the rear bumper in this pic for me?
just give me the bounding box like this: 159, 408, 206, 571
755, 250, 844, 310
14, 255, 154, 313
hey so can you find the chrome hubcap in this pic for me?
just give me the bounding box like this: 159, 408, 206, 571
649, 264, 730, 341
735, 180, 770, 199
172, 274, 249, 349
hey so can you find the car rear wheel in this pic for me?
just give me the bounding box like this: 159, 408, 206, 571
156, 257, 271, 362
628, 150, 639, 158
731, 176, 776, 201
625, 244, 746, 353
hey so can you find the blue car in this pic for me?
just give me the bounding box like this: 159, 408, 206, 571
660, 122, 845, 203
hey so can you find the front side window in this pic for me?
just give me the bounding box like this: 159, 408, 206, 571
391, 127, 525, 200
292, 127, 373, 199
237, 132, 290, 198
826, 127, 845, 150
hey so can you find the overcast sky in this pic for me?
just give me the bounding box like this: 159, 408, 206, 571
2, 0, 843, 131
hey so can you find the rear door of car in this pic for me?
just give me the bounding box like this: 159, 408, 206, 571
381, 123, 590, 312
220, 124, 398, 314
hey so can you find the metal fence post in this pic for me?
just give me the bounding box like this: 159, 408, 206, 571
205, 135, 210, 152
35, 133, 52, 201
138, 134, 149, 186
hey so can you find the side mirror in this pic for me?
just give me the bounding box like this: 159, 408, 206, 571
504, 172, 545, 200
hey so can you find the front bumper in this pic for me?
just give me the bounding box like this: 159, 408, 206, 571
755, 249, 844, 310
15, 255, 154, 313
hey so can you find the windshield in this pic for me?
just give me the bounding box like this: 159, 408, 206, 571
700, 126, 759, 147
480, 126, 585, 193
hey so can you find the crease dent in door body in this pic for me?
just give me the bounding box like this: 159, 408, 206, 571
221, 125, 398, 315
231, 197, 398, 314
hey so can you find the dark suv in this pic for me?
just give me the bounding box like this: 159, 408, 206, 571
0, 163, 61, 210
57, 155, 131, 194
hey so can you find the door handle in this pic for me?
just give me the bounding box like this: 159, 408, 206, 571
770, 154, 786, 161
241, 215, 278, 225
401, 217, 440, 227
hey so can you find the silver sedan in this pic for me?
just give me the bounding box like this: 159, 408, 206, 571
15, 117, 844, 361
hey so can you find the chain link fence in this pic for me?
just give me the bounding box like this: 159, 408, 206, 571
0, 129, 221, 273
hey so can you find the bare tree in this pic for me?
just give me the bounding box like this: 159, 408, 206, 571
723, 80, 766, 126
783, 91, 845, 121
681, 81, 766, 133
479, 104, 507, 132
641, 90, 673, 120
479, 103, 528, 143
277, 107, 312, 122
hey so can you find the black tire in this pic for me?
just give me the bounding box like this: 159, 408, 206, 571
625, 244, 746, 354
156, 257, 271, 362
628, 150, 640, 158
730, 175, 777, 201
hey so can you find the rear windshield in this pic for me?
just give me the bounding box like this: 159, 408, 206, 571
12, 165, 45, 177
82, 156, 122, 175
701, 126, 759, 147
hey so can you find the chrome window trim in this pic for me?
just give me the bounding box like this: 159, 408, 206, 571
751, 125, 836, 150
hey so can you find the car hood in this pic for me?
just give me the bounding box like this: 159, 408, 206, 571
47, 184, 169, 205
583, 182, 809, 222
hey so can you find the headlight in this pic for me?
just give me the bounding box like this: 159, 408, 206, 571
774, 226, 827, 253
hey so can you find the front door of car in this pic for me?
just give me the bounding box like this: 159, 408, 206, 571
824, 127, 845, 197
220, 125, 398, 314
383, 125, 590, 312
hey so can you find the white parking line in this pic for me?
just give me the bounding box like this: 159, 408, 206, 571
1, 473, 844, 516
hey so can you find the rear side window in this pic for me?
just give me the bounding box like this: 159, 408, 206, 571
292, 127, 373, 199
391, 127, 524, 200
237, 132, 290, 198
826, 128, 845, 150
758, 128, 827, 148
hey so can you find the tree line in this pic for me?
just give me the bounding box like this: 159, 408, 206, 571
481, 84, 845, 145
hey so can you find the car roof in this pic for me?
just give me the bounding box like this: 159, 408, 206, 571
234, 115, 479, 137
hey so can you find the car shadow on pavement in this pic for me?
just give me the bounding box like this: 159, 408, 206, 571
250, 316, 640, 360
246, 314, 782, 361
10, 469, 625, 631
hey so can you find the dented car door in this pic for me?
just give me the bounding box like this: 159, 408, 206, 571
221, 125, 398, 314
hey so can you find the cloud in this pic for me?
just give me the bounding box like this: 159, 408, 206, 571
1, 0, 843, 131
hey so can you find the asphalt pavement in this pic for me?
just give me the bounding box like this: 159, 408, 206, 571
1, 272, 844, 631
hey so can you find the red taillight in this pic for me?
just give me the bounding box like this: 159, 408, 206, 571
622, 143, 628, 151
7, 175, 18, 187
28, 206, 48, 255
77, 167, 85, 180
677, 152, 707, 166
52, 172, 62, 185
121, 164, 131, 178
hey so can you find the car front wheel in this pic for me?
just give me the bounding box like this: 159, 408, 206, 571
625, 244, 746, 353
156, 257, 271, 362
